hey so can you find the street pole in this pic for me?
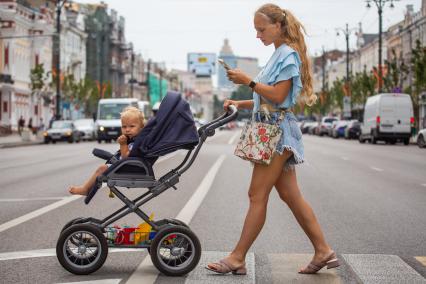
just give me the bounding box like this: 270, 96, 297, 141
55, 1, 61, 120
366, 0, 397, 93
146, 59, 151, 103
130, 52, 134, 98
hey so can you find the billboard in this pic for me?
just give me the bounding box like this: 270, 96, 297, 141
187, 53, 216, 78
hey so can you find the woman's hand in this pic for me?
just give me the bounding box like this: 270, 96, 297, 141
227, 69, 251, 85
223, 99, 239, 111
117, 135, 128, 145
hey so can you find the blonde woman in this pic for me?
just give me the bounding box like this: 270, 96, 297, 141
69, 106, 144, 196
206, 4, 339, 275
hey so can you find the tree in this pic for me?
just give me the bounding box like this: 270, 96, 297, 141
383, 49, 408, 93
410, 39, 426, 125
30, 63, 52, 106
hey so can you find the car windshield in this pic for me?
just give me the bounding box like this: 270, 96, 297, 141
74, 119, 93, 127
324, 118, 337, 123
52, 121, 72, 129
99, 103, 129, 120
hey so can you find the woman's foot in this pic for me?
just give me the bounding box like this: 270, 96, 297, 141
298, 250, 340, 274
69, 186, 88, 196
205, 256, 247, 275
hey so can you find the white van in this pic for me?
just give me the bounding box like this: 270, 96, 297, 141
137, 100, 152, 123
96, 98, 138, 143
359, 93, 414, 145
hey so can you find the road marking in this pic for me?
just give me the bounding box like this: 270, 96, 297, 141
341, 157, 349, 161
370, 166, 384, 172
0, 197, 66, 202
228, 131, 240, 145
0, 153, 178, 234
57, 279, 121, 284
421, 184, 426, 187
342, 254, 425, 283
126, 155, 226, 284
0, 247, 141, 261
0, 195, 82, 233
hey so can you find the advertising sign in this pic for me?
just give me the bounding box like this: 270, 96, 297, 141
187, 53, 216, 78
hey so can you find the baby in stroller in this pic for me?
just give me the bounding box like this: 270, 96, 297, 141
56, 91, 238, 276
68, 106, 145, 196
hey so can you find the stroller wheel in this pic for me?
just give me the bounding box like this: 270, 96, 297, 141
150, 225, 201, 276
56, 223, 108, 275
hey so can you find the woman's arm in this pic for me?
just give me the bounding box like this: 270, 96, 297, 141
224, 99, 254, 110
227, 69, 291, 104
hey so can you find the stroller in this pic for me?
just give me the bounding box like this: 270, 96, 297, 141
56, 91, 238, 276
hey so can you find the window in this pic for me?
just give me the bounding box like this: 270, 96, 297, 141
34, 105, 38, 115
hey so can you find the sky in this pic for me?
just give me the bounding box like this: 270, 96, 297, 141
78, 0, 422, 71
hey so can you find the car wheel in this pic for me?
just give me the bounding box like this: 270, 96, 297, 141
403, 138, 409, 145
418, 134, 426, 148
44, 138, 50, 144
371, 135, 377, 144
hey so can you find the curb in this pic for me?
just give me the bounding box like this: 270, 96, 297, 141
0, 141, 44, 149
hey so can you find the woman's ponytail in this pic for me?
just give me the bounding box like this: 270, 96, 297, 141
281, 9, 317, 106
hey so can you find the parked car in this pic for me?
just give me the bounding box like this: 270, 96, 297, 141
308, 122, 319, 135
344, 120, 361, 139
301, 121, 316, 134
74, 118, 96, 141
318, 117, 338, 136
331, 120, 350, 138
417, 128, 426, 148
43, 120, 81, 144
328, 120, 340, 137
359, 93, 414, 145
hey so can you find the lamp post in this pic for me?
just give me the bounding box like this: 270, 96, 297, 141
366, 0, 398, 93
336, 23, 356, 83
55, 0, 67, 120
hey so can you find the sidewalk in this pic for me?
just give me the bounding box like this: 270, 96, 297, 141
0, 131, 44, 149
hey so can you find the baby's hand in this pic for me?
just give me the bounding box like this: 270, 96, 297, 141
117, 135, 128, 145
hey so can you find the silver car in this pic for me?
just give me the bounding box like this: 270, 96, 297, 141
43, 120, 81, 144
74, 118, 96, 141
417, 129, 426, 148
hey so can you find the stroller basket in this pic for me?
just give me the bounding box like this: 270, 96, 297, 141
56, 92, 238, 276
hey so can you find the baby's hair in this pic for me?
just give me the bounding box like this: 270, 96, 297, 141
121, 106, 145, 127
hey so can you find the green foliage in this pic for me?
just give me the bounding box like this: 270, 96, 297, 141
411, 40, 426, 107
383, 49, 408, 93
30, 64, 46, 91
230, 85, 252, 101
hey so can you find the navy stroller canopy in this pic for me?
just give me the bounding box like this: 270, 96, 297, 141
129, 91, 199, 159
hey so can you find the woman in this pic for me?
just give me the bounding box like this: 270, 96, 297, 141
206, 4, 339, 275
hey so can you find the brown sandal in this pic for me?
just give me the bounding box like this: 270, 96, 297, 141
298, 251, 340, 274
205, 258, 247, 275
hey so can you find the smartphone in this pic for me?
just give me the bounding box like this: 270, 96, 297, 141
218, 59, 231, 71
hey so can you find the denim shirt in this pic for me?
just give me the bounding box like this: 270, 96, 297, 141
252, 44, 303, 112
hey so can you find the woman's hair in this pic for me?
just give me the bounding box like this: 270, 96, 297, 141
121, 106, 145, 127
256, 4, 317, 106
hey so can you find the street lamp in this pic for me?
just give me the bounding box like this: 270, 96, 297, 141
336, 23, 356, 83
55, 0, 67, 120
366, 0, 398, 93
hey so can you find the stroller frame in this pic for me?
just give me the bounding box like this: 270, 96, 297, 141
56, 105, 238, 276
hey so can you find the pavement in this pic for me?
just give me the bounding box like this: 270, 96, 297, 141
0, 131, 44, 149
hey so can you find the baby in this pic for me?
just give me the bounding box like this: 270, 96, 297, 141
69, 106, 145, 196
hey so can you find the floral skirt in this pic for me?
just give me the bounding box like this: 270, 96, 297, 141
254, 111, 304, 170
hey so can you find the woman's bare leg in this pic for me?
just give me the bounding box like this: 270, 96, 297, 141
207, 151, 292, 270
274, 169, 333, 271
69, 164, 108, 196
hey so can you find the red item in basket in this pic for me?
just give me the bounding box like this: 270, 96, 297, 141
115, 227, 136, 245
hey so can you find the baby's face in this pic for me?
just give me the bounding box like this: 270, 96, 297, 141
121, 116, 143, 139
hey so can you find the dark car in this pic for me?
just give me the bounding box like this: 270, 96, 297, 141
344, 120, 361, 139
43, 120, 81, 144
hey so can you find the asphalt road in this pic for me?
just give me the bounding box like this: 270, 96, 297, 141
0, 131, 425, 284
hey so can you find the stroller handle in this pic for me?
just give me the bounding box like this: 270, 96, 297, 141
198, 105, 238, 136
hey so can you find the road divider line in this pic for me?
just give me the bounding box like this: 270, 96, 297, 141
0, 197, 66, 202
228, 131, 240, 145
57, 280, 121, 284
0, 247, 143, 261
370, 166, 384, 172
0, 195, 82, 233
126, 154, 226, 284
341, 157, 349, 161
0, 153, 178, 235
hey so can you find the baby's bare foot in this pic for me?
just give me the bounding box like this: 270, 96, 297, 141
69, 186, 88, 196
